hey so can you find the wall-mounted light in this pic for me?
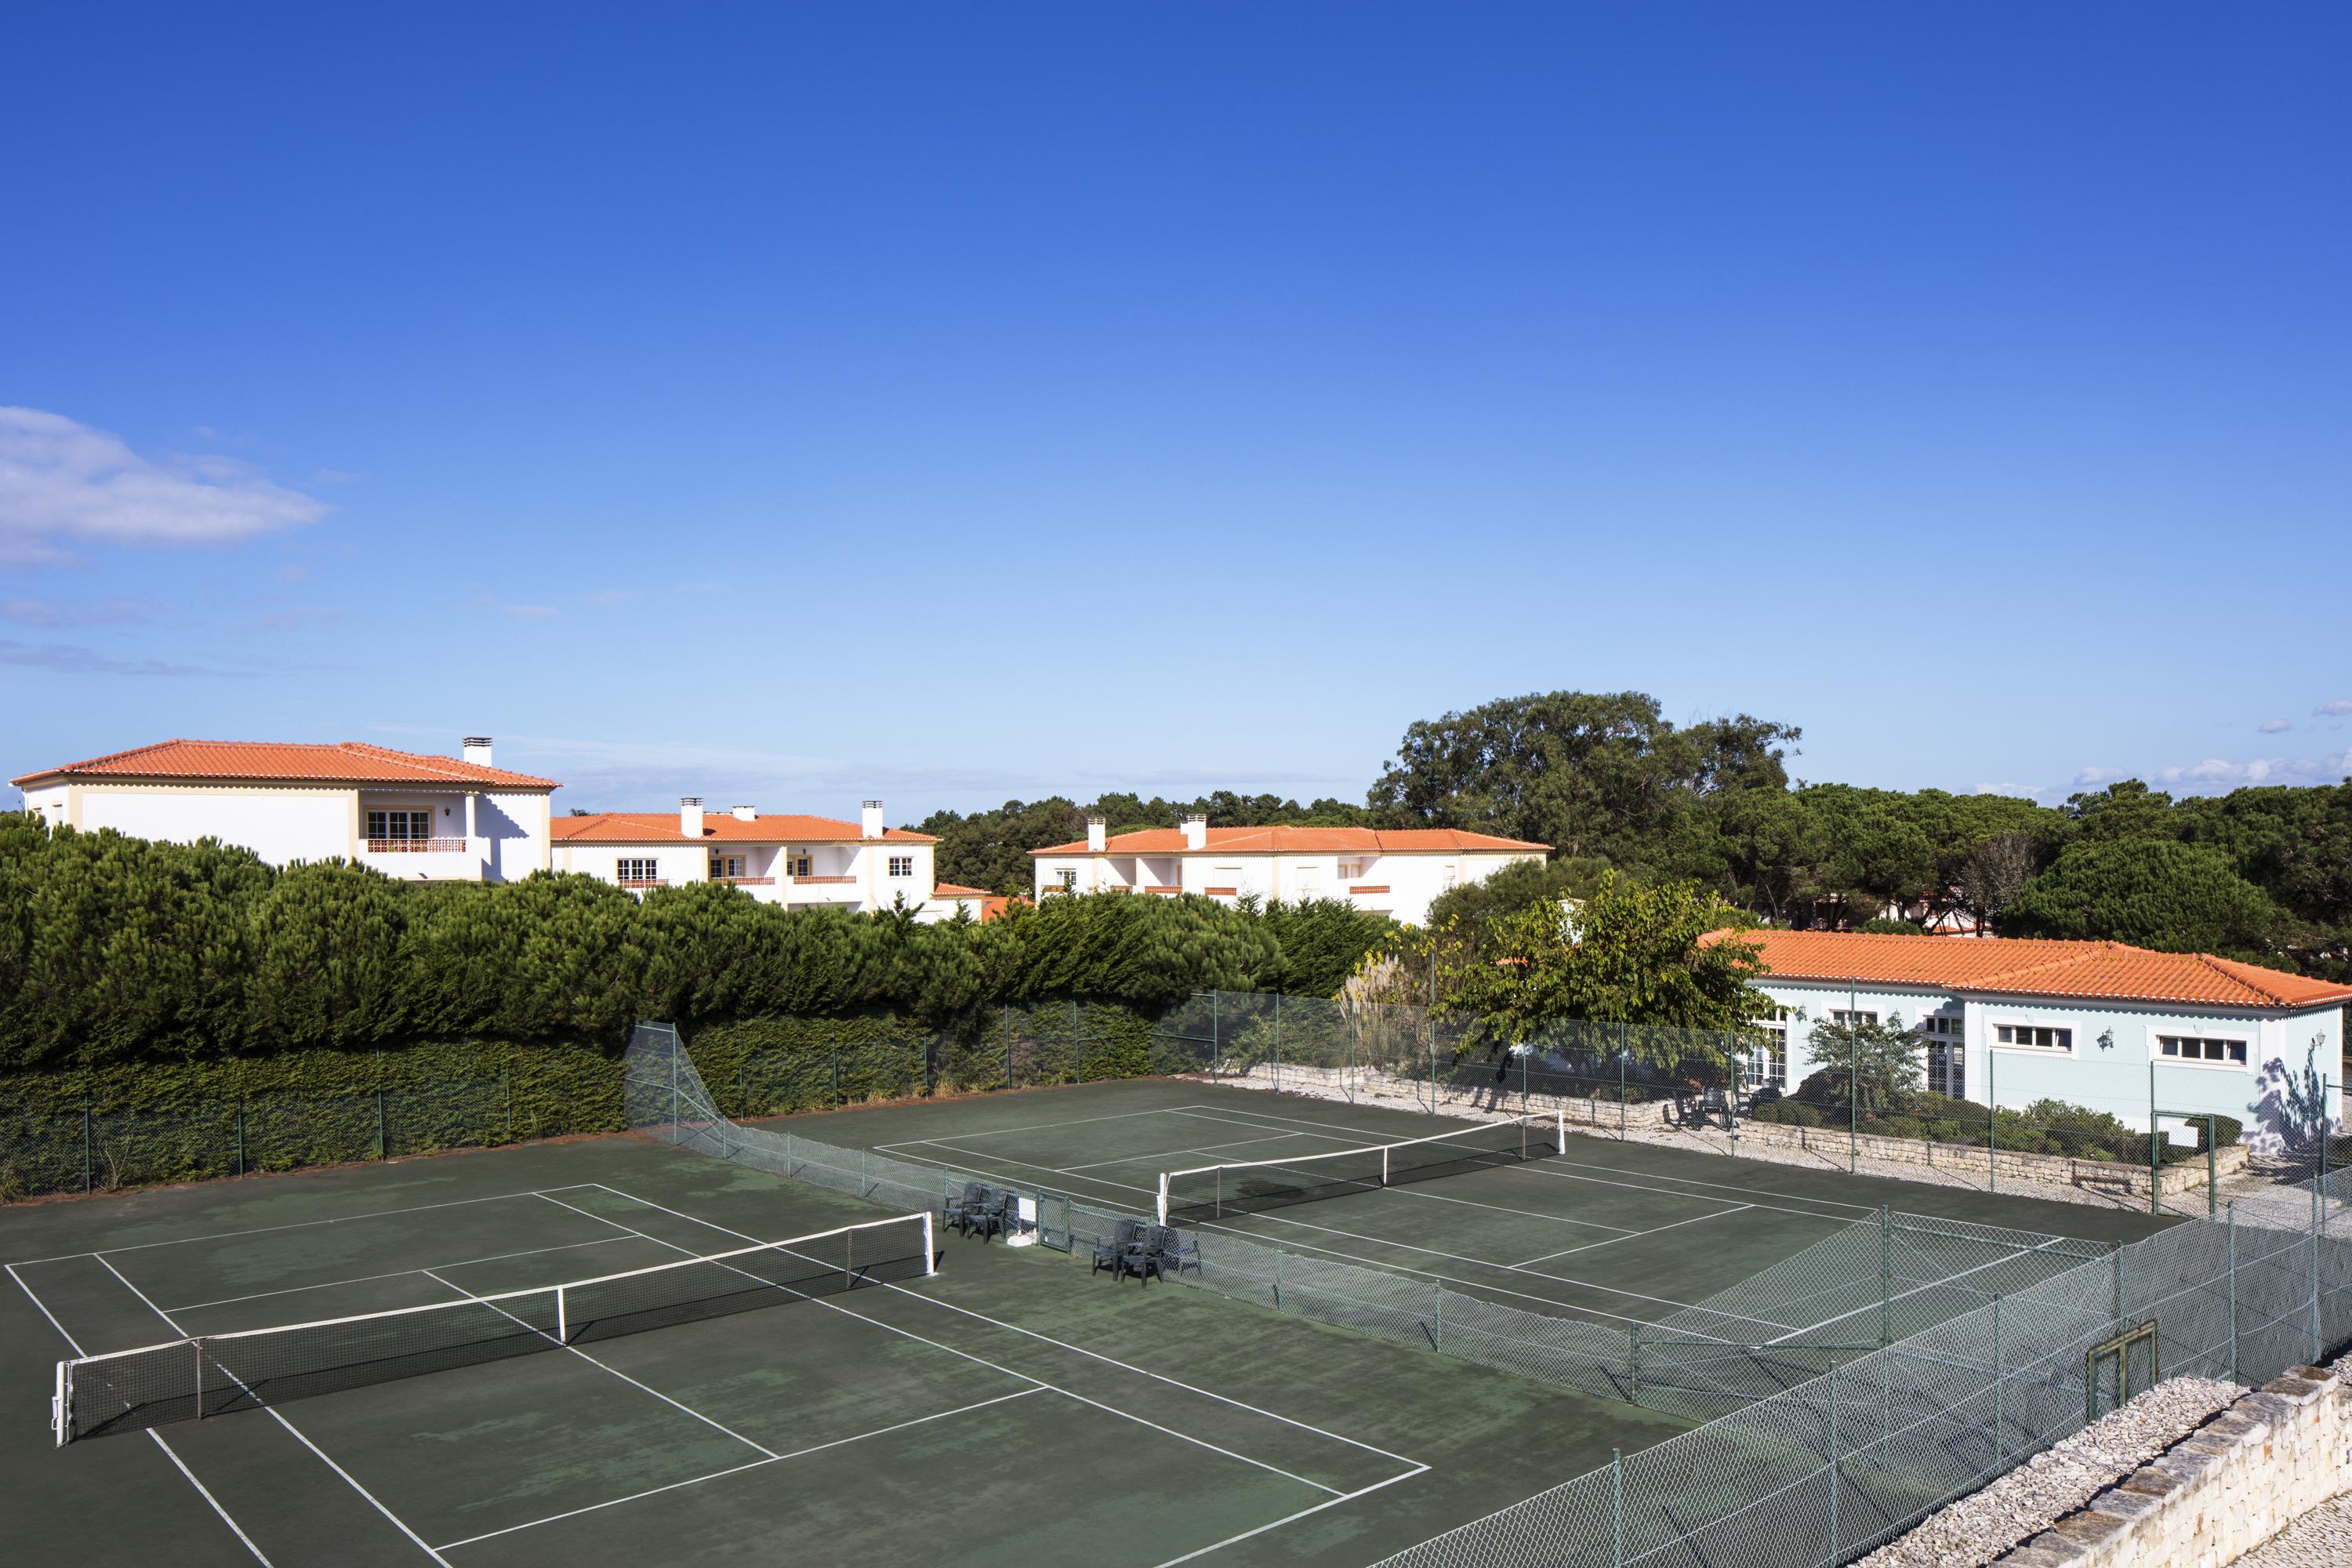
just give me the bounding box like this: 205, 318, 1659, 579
2096, 1029, 2115, 1051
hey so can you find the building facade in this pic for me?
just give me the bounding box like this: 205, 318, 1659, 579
12, 738, 557, 882
1724, 930, 2351, 1153
551, 798, 978, 920
1029, 816, 1549, 927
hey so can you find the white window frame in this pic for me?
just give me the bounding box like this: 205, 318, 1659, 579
785, 849, 811, 878
1336, 858, 1368, 882
2154, 1033, 2251, 1068
616, 858, 661, 885
366, 809, 432, 843
1056, 866, 1077, 891
710, 855, 743, 880
1831, 1009, 1879, 1027
887, 855, 914, 877
1992, 1020, 2075, 1056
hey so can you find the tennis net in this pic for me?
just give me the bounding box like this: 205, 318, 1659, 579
53, 1210, 934, 1446
1156, 1110, 1566, 1225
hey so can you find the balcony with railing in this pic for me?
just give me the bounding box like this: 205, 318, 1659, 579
355, 835, 481, 880
366, 837, 470, 854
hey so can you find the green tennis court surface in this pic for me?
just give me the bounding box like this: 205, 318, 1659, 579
3, 1079, 2168, 1567
826, 1079, 2165, 1341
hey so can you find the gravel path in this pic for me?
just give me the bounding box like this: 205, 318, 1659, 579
1853, 1376, 2246, 1568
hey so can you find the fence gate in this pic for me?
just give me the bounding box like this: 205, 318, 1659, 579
1034, 1190, 1076, 1254
2086, 1319, 2159, 1423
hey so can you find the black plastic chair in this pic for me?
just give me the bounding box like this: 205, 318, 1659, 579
1090, 1218, 1143, 1276
944, 1181, 988, 1236
971, 1187, 1016, 1243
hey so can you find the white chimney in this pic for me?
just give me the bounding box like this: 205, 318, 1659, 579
1181, 812, 1207, 851
861, 799, 884, 840
732, 804, 756, 822
461, 736, 493, 766
1085, 814, 1106, 852
680, 797, 704, 838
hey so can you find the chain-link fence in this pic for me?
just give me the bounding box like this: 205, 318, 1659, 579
0, 1076, 566, 1201
1150, 992, 2339, 1217
1368, 1163, 2352, 1568
626, 1022, 2160, 1428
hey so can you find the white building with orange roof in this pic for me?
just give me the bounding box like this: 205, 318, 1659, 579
12, 737, 557, 881
1029, 813, 1549, 927
1715, 929, 2350, 1152
551, 797, 978, 920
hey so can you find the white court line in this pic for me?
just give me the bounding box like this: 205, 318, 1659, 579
1047, 1128, 1338, 1172
165, 1234, 640, 1314
866, 1102, 1194, 1147
5, 1262, 273, 1566
1511, 1203, 1759, 1268
416, 1265, 776, 1458
586, 1182, 1426, 1468
1155, 1464, 1431, 1568
6, 1183, 604, 1268
91, 1254, 452, 1565
431, 1389, 1044, 1552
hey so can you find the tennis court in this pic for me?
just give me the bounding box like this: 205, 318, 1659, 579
2, 1129, 1693, 1568
809, 1078, 2169, 1346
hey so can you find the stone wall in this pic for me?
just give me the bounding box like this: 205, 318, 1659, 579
1995, 1363, 2352, 1568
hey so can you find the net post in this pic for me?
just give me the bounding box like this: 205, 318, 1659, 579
194, 1339, 203, 1421
1155, 1174, 1170, 1227
558, 1284, 568, 1345
53, 1359, 67, 1448
1555, 1105, 1567, 1153
922, 1212, 937, 1276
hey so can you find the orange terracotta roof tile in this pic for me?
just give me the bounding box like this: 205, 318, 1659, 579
13, 739, 557, 789
931, 883, 990, 898
550, 811, 935, 844
1706, 930, 2352, 1010
1028, 826, 1550, 856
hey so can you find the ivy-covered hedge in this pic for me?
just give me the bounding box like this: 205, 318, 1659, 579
0, 816, 1389, 1071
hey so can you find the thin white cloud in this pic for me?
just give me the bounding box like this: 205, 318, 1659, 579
0, 637, 223, 676
2318, 700, 2352, 718
2, 597, 158, 628
1972, 782, 2039, 799
2258, 719, 2292, 734
2143, 753, 2352, 793
0, 408, 327, 564
2071, 766, 2127, 787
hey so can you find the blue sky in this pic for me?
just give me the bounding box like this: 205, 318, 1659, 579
4, 4, 2347, 819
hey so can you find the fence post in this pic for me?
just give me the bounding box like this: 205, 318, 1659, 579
1991, 1294, 2005, 1470
235, 1096, 245, 1178
1610, 1448, 1624, 1568
1273, 1241, 1283, 1308
2150, 1062, 2160, 1217
1433, 1282, 1443, 1352
1847, 978, 1859, 1174
1005, 1005, 1014, 1091
504, 1065, 513, 1142
1211, 989, 1220, 1082
1826, 1359, 1841, 1565
1880, 1205, 1893, 1345
1346, 1014, 1357, 1105
1628, 1321, 1640, 1401
1618, 1024, 1628, 1140
82, 1106, 91, 1192
1273, 990, 1283, 1093
1988, 1044, 1997, 1193
1073, 998, 1082, 1083
2110, 1240, 2125, 1334
376, 1088, 387, 1160
2227, 1203, 2238, 1383
2313, 1145, 2325, 1366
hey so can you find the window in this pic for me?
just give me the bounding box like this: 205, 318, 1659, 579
1055, 867, 1077, 891
710, 855, 743, 880
1831, 1009, 1878, 1027
1922, 1015, 1964, 1040
785, 851, 811, 878
366, 810, 430, 842
888, 855, 914, 877
1337, 858, 1367, 881
617, 858, 660, 885
2158, 1035, 2249, 1065
1996, 1023, 2072, 1051
1752, 1008, 1791, 1091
